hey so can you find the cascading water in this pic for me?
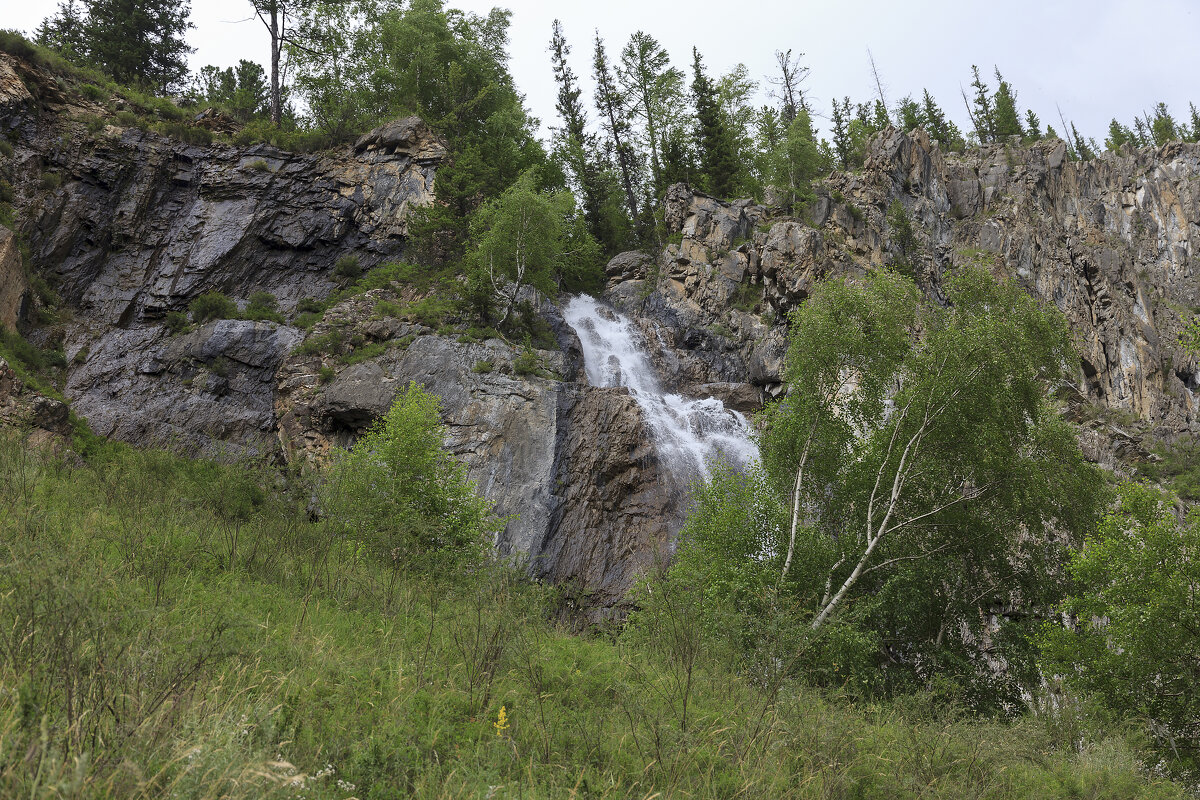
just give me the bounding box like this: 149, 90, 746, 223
563, 295, 759, 483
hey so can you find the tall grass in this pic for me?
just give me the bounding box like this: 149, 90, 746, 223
0, 435, 1186, 798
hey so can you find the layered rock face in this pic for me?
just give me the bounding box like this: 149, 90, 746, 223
1, 53, 442, 454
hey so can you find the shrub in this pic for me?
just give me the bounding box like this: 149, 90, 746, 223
40, 172, 62, 190
512, 338, 540, 377
243, 291, 284, 323
294, 311, 321, 329
189, 291, 237, 324
0, 140, 11, 158
472, 359, 493, 374
114, 110, 141, 127
319, 382, 496, 598
164, 310, 189, 334
296, 328, 344, 356
80, 83, 108, 102
318, 364, 336, 384
333, 254, 361, 280
0, 180, 11, 203
341, 341, 386, 365
296, 297, 325, 314
154, 121, 212, 146
209, 356, 231, 378
246, 159, 271, 172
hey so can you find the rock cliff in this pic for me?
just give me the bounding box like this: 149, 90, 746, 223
4, 46, 1199, 610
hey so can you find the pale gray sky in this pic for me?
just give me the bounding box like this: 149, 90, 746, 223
8, 0, 1199, 143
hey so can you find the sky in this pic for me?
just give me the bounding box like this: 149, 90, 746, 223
8, 0, 1199, 143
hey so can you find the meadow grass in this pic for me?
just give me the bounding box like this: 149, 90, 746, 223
0, 434, 1186, 799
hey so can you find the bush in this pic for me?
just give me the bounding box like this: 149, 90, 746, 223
80, 83, 108, 102
512, 338, 540, 377
40, 172, 62, 191
164, 310, 189, 334
472, 359, 493, 374
340, 341, 386, 365
294, 311, 321, 329
246, 159, 271, 172
296, 297, 325, 314
189, 291, 237, 324
0, 140, 11, 158
320, 383, 496, 597
295, 328, 344, 356
318, 364, 335, 384
114, 110, 141, 127
154, 121, 213, 146
243, 291, 284, 323
333, 254, 361, 281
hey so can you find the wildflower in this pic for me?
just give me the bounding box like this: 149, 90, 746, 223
494, 704, 510, 737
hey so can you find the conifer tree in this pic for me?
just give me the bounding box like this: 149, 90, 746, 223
830, 96, 853, 169
691, 47, 739, 198
35, 0, 87, 60
82, 0, 194, 93
921, 89, 962, 149
593, 33, 641, 227
618, 31, 685, 201
549, 20, 618, 252
1106, 119, 1136, 151
965, 65, 994, 143
1024, 109, 1042, 141
991, 68, 1023, 139
895, 95, 924, 132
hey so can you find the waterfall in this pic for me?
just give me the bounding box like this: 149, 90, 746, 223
562, 295, 759, 483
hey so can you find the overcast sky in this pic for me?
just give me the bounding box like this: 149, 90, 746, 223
8, 0, 1199, 142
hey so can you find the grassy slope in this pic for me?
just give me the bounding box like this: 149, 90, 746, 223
0, 434, 1185, 799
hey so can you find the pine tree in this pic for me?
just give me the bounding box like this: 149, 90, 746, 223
691, 48, 739, 198
593, 33, 641, 227
1189, 103, 1200, 143
549, 20, 616, 251
35, 0, 87, 61
894, 95, 923, 132
83, 0, 194, 93
921, 89, 962, 149
991, 69, 1023, 140
1106, 119, 1136, 152
618, 31, 685, 202
1024, 109, 1042, 141
966, 65, 994, 143
1150, 102, 1179, 145
830, 96, 853, 169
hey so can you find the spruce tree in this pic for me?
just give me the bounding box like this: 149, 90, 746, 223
83, 0, 194, 93
691, 47, 739, 198
593, 34, 641, 227
991, 69, 1023, 139
921, 89, 962, 149
35, 0, 87, 61
830, 96, 853, 169
1024, 109, 1042, 141
618, 31, 685, 201
1106, 119, 1136, 151
894, 95, 923, 132
966, 65, 994, 143
549, 20, 615, 251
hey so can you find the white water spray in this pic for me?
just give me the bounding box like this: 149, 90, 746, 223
562, 295, 759, 482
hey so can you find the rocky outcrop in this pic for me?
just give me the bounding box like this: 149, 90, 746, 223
0, 52, 446, 457
0, 356, 72, 448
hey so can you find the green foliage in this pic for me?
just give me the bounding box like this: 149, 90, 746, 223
242, 291, 284, 323
467, 170, 601, 325
153, 121, 212, 146
69, 0, 195, 94
764, 109, 826, 210
333, 254, 360, 281
511, 337, 542, 377
471, 359, 493, 374
691, 47, 739, 199
340, 340, 386, 365
684, 268, 1110, 705
295, 328, 344, 357
887, 198, 919, 275
164, 310, 188, 334
39, 172, 62, 191
320, 383, 494, 582
294, 311, 321, 330
0, 435, 1188, 798
317, 364, 335, 383
1040, 482, 1200, 773
191, 60, 269, 121
189, 291, 236, 324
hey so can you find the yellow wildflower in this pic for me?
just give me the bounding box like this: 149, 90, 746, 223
495, 704, 510, 737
